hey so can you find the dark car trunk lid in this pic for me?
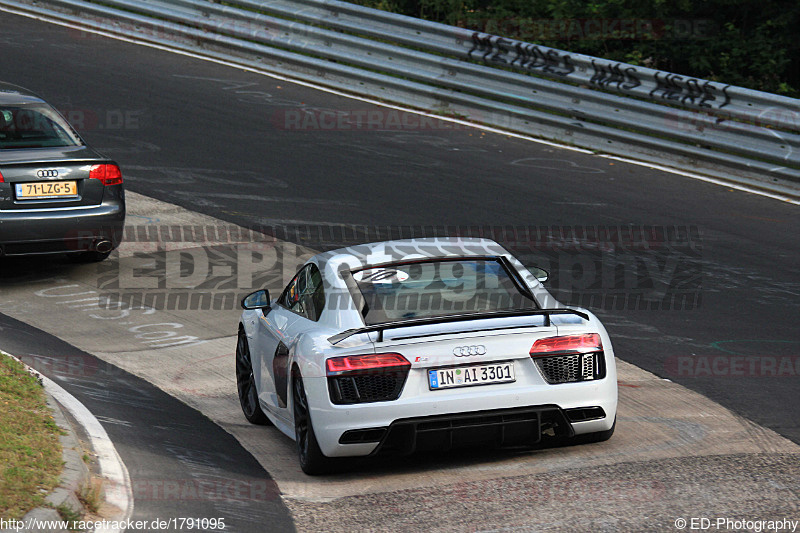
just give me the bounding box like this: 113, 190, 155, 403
0, 146, 108, 210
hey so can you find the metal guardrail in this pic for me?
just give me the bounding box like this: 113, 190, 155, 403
2, 0, 799, 195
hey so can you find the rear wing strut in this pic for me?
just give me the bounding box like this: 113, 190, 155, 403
328, 308, 590, 345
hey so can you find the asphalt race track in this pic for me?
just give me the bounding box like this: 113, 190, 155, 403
0, 313, 295, 532
2, 191, 798, 531
1, 9, 799, 532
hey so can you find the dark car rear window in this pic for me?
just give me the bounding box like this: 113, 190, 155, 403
0, 104, 82, 149
350, 258, 537, 325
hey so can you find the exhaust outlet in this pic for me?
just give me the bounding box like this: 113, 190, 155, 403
94, 239, 113, 253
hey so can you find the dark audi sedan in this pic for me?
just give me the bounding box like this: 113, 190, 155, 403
0, 82, 124, 261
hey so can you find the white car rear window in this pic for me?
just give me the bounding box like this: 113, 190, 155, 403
351, 258, 537, 325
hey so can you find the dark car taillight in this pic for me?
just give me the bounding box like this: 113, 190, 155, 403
326, 353, 411, 404
89, 163, 123, 186
530, 334, 606, 384
0, 170, 4, 182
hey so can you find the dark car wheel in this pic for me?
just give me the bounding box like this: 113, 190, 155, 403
236, 329, 270, 425
292, 372, 332, 475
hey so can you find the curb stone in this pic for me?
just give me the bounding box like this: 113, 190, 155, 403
1, 360, 89, 533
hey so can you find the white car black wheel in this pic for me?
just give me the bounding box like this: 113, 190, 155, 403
292, 373, 332, 475
236, 329, 269, 425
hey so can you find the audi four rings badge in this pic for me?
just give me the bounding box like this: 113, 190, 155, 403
453, 345, 487, 357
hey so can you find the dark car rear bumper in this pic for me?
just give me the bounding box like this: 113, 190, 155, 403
0, 199, 125, 256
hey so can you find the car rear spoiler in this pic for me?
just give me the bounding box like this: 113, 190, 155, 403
328, 308, 590, 344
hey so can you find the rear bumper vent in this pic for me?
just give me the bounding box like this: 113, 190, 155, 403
565, 406, 607, 422
328, 370, 408, 404
339, 428, 388, 444
534, 352, 606, 384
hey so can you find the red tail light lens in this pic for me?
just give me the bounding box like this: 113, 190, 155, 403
530, 334, 602, 357
0, 170, 4, 183
89, 163, 123, 186
326, 353, 410, 375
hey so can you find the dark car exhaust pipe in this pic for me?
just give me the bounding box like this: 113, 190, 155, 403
94, 239, 113, 253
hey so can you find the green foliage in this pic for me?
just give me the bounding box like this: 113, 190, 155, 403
347, 0, 799, 97
0, 355, 63, 519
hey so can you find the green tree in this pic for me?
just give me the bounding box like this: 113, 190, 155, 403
347, 0, 799, 96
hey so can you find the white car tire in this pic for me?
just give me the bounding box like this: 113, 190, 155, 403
292, 372, 333, 475
236, 329, 270, 425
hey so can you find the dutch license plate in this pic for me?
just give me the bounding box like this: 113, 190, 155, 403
15, 181, 77, 199
429, 362, 515, 390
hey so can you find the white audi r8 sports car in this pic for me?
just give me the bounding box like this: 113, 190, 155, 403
237, 238, 617, 474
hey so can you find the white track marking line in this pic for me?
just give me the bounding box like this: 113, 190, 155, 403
598, 154, 800, 205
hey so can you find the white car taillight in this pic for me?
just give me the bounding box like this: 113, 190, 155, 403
326, 353, 410, 376
529, 333, 603, 357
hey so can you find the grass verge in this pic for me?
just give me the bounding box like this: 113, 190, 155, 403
0, 353, 64, 519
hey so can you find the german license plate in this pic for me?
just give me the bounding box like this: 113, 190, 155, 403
15, 181, 77, 199
429, 362, 515, 390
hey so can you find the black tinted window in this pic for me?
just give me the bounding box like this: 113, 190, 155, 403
0, 104, 82, 149
279, 264, 325, 321
351, 258, 536, 325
